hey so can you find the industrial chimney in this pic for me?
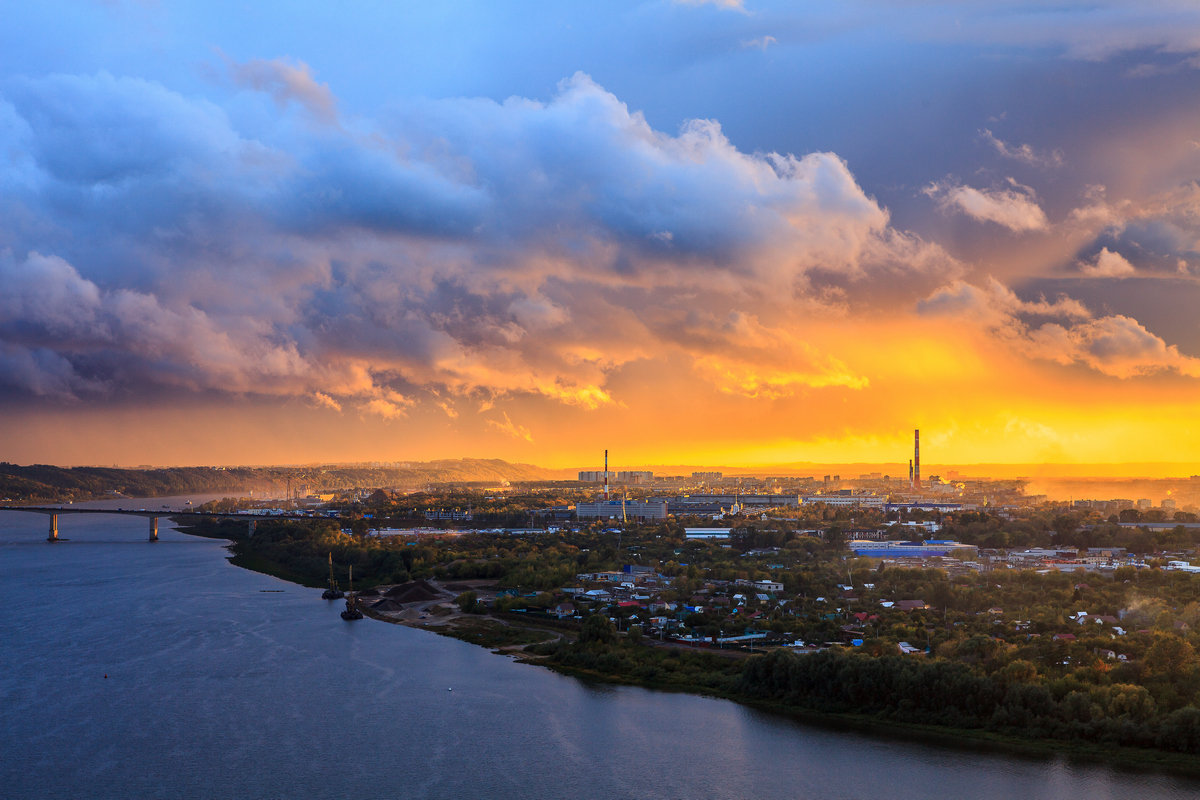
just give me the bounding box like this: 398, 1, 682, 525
604, 449, 609, 501
913, 429, 921, 489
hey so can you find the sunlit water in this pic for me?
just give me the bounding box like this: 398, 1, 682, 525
2, 506, 1198, 799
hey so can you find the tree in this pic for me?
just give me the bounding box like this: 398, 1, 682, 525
1000, 659, 1038, 684
1158, 706, 1200, 752
455, 590, 480, 613
823, 526, 845, 550
580, 613, 616, 645
1051, 515, 1079, 541
1144, 635, 1196, 681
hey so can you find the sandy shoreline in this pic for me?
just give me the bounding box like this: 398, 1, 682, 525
350, 579, 567, 655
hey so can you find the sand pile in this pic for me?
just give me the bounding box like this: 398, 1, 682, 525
382, 580, 441, 604
369, 598, 405, 613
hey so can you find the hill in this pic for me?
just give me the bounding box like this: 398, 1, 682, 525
0, 458, 557, 503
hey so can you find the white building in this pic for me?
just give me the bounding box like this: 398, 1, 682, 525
802, 494, 885, 508
576, 500, 668, 521
685, 528, 731, 539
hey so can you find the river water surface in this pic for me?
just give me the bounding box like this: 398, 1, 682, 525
3, 507, 1198, 799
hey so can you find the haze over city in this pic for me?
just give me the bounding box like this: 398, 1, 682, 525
4, 2, 1200, 472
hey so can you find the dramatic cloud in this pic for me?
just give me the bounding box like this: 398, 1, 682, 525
0, 70, 951, 422
7, 1, 1200, 466
0, 251, 339, 397
0, 343, 104, 401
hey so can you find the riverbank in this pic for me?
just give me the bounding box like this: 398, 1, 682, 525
307, 582, 1200, 776
366, 593, 1200, 776
366, 607, 1200, 775
540, 657, 1200, 777
172, 519, 1200, 778
361, 602, 562, 651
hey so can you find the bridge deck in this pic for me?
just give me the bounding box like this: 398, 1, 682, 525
0, 506, 327, 521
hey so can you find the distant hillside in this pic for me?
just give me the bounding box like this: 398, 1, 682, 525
298, 459, 558, 490
383, 458, 557, 485
0, 463, 257, 503
0, 458, 558, 503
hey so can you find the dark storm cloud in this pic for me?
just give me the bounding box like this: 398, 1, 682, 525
0, 68, 950, 413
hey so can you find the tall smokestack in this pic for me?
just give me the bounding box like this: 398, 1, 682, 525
604, 449, 609, 501
914, 429, 921, 489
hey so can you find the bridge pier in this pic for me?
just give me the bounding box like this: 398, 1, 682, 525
48, 513, 58, 542
149, 517, 159, 542
248, 520, 256, 537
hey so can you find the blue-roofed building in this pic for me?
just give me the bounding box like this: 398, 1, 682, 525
847, 540, 975, 558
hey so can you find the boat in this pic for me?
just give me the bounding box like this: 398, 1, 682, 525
340, 564, 363, 621
321, 553, 344, 599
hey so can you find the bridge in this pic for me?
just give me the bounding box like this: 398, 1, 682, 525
0, 506, 331, 542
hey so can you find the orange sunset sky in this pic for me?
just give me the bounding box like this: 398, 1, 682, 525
4, 2, 1200, 472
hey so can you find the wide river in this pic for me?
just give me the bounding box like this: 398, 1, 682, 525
3, 504, 1199, 799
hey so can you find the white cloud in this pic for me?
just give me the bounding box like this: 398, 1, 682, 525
979, 129, 1063, 168
224, 55, 337, 122
1067, 184, 1127, 228
920, 277, 1200, 379
674, 0, 746, 11
926, 180, 1049, 233
918, 277, 1089, 331
1027, 315, 1200, 378
363, 392, 412, 420
689, 311, 868, 398
742, 35, 777, 51
311, 392, 342, 412
1079, 247, 1136, 278
487, 412, 534, 442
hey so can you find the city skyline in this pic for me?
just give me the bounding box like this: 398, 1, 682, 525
5, 2, 1200, 469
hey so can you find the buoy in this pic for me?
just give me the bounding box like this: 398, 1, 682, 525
448, 687, 452, 692
104, 674, 108, 679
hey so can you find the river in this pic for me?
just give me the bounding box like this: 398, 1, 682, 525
2, 507, 1198, 799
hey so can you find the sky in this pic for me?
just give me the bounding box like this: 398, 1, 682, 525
4, 0, 1200, 471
